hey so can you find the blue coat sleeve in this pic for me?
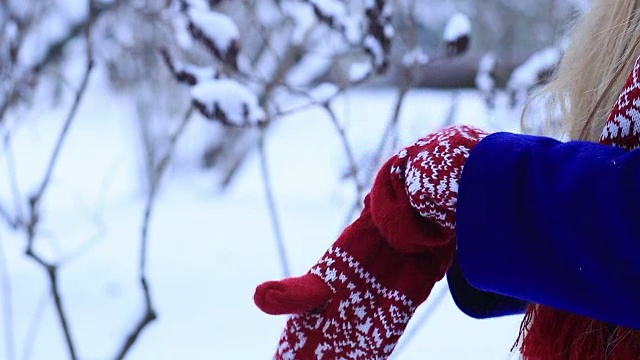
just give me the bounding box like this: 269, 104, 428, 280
455, 132, 640, 329
447, 252, 528, 319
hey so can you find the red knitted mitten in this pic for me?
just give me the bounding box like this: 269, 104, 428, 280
254, 125, 487, 359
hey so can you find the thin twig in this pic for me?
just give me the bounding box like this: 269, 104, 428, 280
31, 61, 94, 207
0, 232, 15, 360
322, 103, 365, 200
342, 84, 411, 227
390, 283, 449, 359
21, 7, 96, 359
113, 106, 193, 360
4, 132, 24, 224
0, 0, 117, 124
369, 85, 411, 180
113, 278, 156, 360
27, 61, 93, 360
258, 126, 290, 278
48, 264, 76, 358
442, 91, 460, 127
21, 291, 48, 360
0, 203, 17, 230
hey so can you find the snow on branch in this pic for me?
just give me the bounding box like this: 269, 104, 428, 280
191, 79, 266, 127
309, 82, 339, 104
507, 46, 561, 104
443, 13, 471, 57
364, 0, 394, 72
348, 61, 373, 83
402, 47, 429, 67
186, 7, 240, 70
160, 49, 218, 86
304, 0, 349, 32
475, 52, 498, 108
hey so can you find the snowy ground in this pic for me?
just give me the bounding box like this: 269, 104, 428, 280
0, 69, 527, 359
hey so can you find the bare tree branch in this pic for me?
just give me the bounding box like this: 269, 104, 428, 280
21, 291, 48, 360
1, 132, 24, 229
322, 104, 365, 200
369, 84, 411, 175
0, 232, 15, 360
442, 91, 460, 127
113, 277, 155, 360
343, 82, 411, 227
258, 126, 291, 278
113, 106, 194, 360
0, 0, 117, 123
20, 5, 97, 358
31, 66, 94, 207
0, 203, 17, 230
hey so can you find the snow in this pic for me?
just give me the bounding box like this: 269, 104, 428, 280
476, 74, 495, 94
167, 58, 218, 85
179, 64, 217, 84
343, 15, 364, 44
282, 1, 316, 45
286, 53, 333, 87
183, 0, 210, 10
18, 12, 72, 67
190, 79, 265, 126
55, 0, 89, 23
364, 35, 385, 67
349, 61, 373, 82
476, 53, 497, 92
0, 66, 527, 359
187, 8, 239, 52
256, 0, 285, 27
402, 47, 430, 67
4, 20, 18, 44
507, 47, 561, 92
413, 1, 456, 32
384, 23, 395, 39
443, 13, 471, 42
309, 82, 339, 103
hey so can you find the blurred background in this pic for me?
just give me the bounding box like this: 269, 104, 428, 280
0, 0, 591, 358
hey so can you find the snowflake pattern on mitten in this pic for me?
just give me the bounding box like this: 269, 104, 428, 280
391, 125, 488, 230
275, 246, 416, 360
600, 54, 640, 149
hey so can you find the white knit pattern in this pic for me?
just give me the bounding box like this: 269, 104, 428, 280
392, 125, 486, 230
600, 54, 640, 149
275, 246, 416, 360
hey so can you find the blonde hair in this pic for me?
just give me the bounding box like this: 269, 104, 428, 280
534, 0, 640, 141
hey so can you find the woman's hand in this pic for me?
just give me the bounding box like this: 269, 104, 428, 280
254, 125, 487, 359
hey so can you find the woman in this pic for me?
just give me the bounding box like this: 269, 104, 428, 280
455, 0, 640, 358
254, 0, 640, 358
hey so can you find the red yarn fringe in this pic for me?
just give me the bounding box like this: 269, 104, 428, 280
516, 304, 640, 360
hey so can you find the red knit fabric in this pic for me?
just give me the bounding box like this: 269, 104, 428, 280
254, 125, 486, 359
600, 55, 640, 149
255, 275, 331, 315
379, 125, 488, 253
519, 54, 640, 360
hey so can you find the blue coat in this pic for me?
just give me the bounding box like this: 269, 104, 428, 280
449, 132, 640, 329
